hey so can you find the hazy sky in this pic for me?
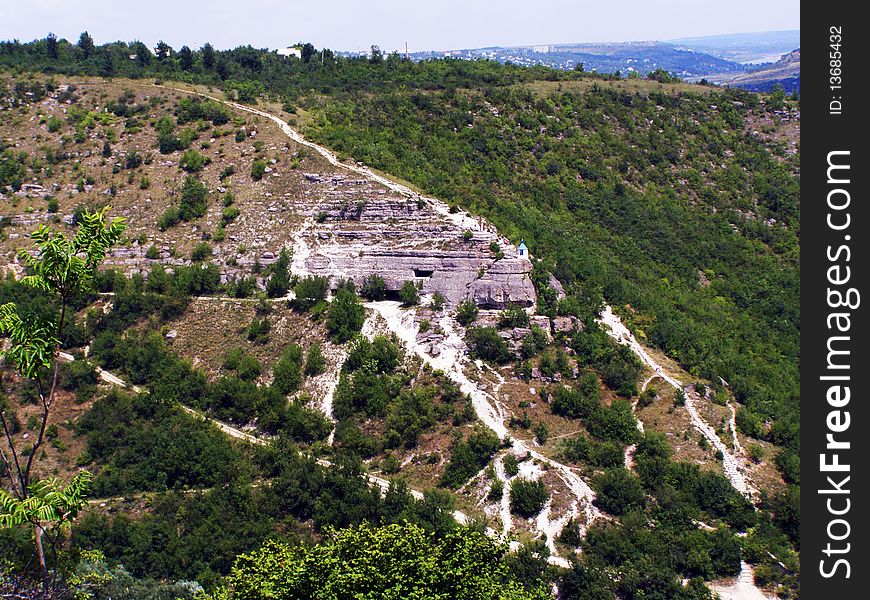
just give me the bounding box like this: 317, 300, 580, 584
2, 0, 799, 53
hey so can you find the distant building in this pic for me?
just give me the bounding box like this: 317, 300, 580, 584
518, 240, 528, 258
277, 47, 302, 59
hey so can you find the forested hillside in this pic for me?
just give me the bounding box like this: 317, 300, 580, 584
1, 35, 799, 599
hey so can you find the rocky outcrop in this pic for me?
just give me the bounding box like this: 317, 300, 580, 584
293, 177, 536, 308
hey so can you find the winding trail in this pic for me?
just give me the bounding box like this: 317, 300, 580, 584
597, 305, 756, 498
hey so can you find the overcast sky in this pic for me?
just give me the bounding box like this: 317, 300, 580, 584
2, 0, 799, 53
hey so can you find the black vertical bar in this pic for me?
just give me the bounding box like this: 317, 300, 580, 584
801, 4, 868, 597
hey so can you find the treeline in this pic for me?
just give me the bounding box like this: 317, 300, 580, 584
0, 34, 597, 98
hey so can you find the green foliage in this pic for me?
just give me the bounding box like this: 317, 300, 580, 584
440, 427, 500, 488
179, 148, 209, 172
466, 326, 511, 363
509, 478, 548, 518
292, 276, 329, 311
246, 317, 270, 344
190, 242, 212, 262
304, 342, 326, 376
360, 274, 387, 301
498, 306, 530, 329
550, 372, 600, 419
455, 299, 479, 326
272, 344, 303, 396
398, 280, 420, 306
592, 468, 646, 515
177, 175, 208, 221
265, 248, 292, 298
222, 522, 550, 600
250, 160, 266, 180
326, 288, 364, 343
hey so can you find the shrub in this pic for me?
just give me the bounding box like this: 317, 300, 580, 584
503, 454, 519, 477
466, 327, 511, 363
251, 160, 267, 180
236, 354, 262, 381
430, 292, 446, 311
509, 478, 548, 518
398, 280, 420, 306
498, 306, 529, 329
455, 299, 479, 326
190, 242, 212, 262
439, 427, 500, 489
326, 288, 365, 343
273, 344, 303, 395
247, 317, 271, 344
292, 276, 329, 311
360, 274, 387, 301
265, 248, 292, 298
47, 115, 62, 132
157, 207, 180, 231
592, 468, 646, 515
180, 148, 209, 172
304, 343, 326, 376
178, 176, 208, 221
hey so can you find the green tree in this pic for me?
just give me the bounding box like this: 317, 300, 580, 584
45, 33, 58, 60
0, 207, 125, 581
178, 45, 194, 71
360, 274, 387, 301
265, 248, 291, 298
201, 42, 216, 70
77, 31, 95, 60
398, 280, 419, 306
222, 522, 550, 600
273, 344, 303, 395
455, 299, 479, 326
509, 478, 548, 518
326, 288, 365, 343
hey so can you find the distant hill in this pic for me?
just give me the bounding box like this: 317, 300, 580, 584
667, 30, 800, 64
404, 30, 799, 82
715, 49, 801, 93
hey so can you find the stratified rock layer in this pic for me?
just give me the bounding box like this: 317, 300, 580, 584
295, 174, 536, 308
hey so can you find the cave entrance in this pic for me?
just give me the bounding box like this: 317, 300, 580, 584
413, 268, 435, 278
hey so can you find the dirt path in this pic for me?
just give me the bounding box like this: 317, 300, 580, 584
597, 305, 756, 499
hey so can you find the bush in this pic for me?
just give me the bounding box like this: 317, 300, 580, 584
466, 327, 511, 363
430, 292, 446, 311
190, 242, 212, 262
292, 276, 329, 311
398, 280, 420, 306
157, 206, 180, 230
326, 288, 365, 343
178, 176, 208, 221
592, 468, 646, 515
265, 248, 292, 298
360, 274, 387, 301
503, 454, 519, 477
251, 160, 267, 180
509, 478, 548, 518
179, 149, 209, 172
498, 306, 529, 329
273, 344, 303, 395
247, 317, 270, 344
236, 354, 262, 382
439, 427, 500, 489
455, 299, 479, 326
304, 343, 326, 376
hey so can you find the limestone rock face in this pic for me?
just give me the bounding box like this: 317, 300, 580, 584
293, 176, 537, 309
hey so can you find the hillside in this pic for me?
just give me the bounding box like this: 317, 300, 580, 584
1, 40, 798, 600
